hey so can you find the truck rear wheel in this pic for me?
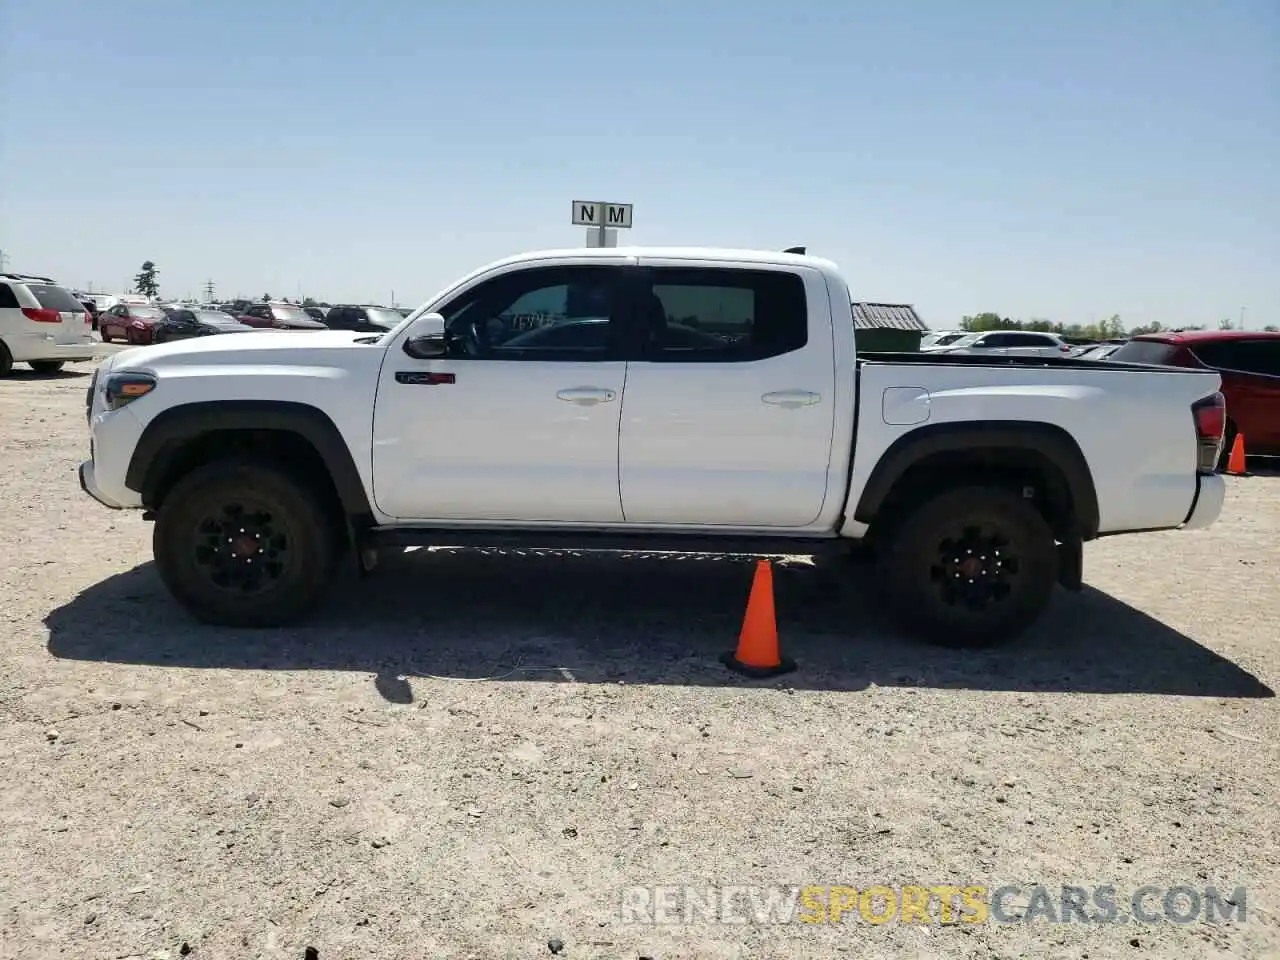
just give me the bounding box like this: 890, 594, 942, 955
152, 458, 341, 627
878, 486, 1058, 647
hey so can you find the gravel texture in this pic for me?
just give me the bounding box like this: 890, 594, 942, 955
1, 356, 1277, 960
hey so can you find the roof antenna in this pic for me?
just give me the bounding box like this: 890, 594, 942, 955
782, 246, 806, 255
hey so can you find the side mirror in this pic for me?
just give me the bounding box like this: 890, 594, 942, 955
402, 312, 448, 359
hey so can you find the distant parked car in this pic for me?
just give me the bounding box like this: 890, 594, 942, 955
1108, 330, 1280, 463
323, 304, 407, 332
0, 272, 96, 376
919, 330, 968, 351
98, 302, 169, 344
936, 331, 1073, 359
302, 306, 328, 323
153, 309, 257, 343
234, 302, 328, 330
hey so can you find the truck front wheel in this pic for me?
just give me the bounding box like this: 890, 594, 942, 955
878, 486, 1058, 648
152, 458, 341, 627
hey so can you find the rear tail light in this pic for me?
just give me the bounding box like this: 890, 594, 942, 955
21, 307, 61, 323
1192, 391, 1226, 474
83, 311, 93, 325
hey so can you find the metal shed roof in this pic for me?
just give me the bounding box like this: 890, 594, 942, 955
852, 302, 928, 332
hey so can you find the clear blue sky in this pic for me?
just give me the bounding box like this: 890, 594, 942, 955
2, 0, 1276, 329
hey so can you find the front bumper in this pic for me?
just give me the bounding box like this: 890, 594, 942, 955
1183, 474, 1225, 530
79, 461, 125, 510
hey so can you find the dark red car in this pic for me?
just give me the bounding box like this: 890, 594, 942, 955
99, 302, 169, 344
233, 302, 328, 331
1109, 330, 1280, 463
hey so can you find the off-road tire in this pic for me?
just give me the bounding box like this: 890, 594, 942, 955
29, 361, 65, 374
153, 458, 342, 627
877, 485, 1058, 648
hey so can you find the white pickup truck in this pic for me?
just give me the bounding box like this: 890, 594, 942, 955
79, 247, 1228, 646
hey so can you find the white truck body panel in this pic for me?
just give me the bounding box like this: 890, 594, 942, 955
83, 247, 1225, 545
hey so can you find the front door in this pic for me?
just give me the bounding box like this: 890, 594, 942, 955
617, 261, 837, 528
372, 262, 630, 523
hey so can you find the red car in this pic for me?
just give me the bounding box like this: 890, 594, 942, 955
1109, 330, 1280, 463
99, 302, 169, 344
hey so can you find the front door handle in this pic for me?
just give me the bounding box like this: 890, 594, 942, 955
556, 387, 617, 406
762, 390, 821, 408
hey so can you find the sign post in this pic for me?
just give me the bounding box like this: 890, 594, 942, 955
571, 200, 633, 248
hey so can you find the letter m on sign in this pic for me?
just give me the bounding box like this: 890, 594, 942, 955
607, 204, 632, 228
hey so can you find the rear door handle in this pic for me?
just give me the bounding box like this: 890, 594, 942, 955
556, 387, 617, 406
762, 390, 821, 408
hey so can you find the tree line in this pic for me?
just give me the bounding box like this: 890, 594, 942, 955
959, 312, 1277, 339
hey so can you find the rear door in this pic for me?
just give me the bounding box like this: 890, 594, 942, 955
1003, 332, 1067, 358
617, 260, 836, 527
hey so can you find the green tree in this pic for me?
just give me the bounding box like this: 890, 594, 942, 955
960, 312, 1009, 331
262, 293, 272, 301
1218, 318, 1235, 330
1264, 324, 1278, 332
302, 296, 318, 307
133, 261, 160, 298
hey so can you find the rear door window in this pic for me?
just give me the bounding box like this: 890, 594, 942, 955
639, 267, 809, 362
0, 284, 19, 309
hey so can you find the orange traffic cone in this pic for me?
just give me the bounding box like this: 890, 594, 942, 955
721, 560, 796, 677
1226, 433, 1248, 476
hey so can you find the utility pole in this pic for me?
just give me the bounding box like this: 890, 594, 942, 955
1240, 306, 1246, 330
202, 278, 216, 302
0, 249, 10, 272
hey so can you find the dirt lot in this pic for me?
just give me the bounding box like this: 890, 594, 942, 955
1, 356, 1277, 960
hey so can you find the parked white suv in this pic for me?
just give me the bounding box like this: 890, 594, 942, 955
0, 273, 97, 376
939, 330, 1072, 359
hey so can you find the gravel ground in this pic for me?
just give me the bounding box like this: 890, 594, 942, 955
1, 356, 1277, 960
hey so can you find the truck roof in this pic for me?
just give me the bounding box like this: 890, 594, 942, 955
483, 246, 842, 273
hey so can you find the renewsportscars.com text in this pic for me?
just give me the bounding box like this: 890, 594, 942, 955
620, 884, 1248, 926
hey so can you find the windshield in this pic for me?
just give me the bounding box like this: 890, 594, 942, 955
364, 308, 405, 328
194, 311, 239, 324
270, 305, 312, 322
130, 306, 167, 320
944, 333, 984, 348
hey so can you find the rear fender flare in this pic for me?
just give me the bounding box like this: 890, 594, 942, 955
853, 420, 1100, 540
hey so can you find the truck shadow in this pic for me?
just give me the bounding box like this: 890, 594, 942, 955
44, 547, 1273, 701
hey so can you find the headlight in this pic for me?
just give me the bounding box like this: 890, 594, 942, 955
103, 372, 157, 410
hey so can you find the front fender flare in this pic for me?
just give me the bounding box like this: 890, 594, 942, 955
125, 399, 372, 518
